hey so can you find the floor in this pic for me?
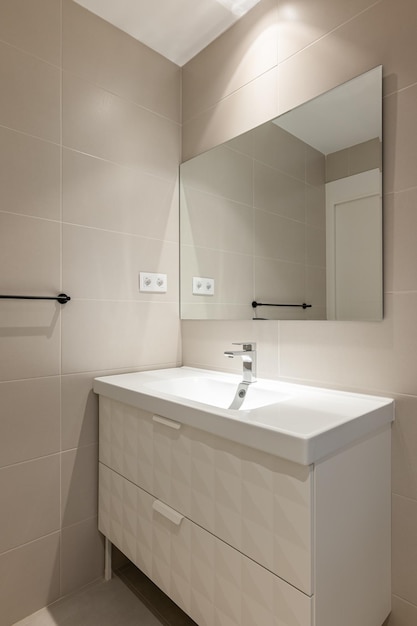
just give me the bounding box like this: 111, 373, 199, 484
11, 561, 393, 626
13, 564, 197, 626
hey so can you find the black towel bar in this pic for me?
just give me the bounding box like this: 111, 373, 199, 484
252, 300, 311, 309
0, 293, 71, 304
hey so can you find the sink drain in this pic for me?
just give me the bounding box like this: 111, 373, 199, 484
228, 382, 250, 410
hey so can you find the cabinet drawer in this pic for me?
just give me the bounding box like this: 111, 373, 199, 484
99, 463, 313, 626
99, 397, 313, 594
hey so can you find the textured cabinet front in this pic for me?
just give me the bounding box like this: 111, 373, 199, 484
99, 463, 313, 626
99, 396, 313, 594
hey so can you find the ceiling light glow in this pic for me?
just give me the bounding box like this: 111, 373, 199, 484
216, 0, 261, 17
280, 4, 298, 21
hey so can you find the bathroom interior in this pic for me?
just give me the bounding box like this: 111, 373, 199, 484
0, 0, 416, 624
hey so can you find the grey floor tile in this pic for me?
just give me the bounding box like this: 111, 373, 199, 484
13, 576, 166, 626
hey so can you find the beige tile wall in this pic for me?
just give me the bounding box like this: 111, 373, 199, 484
1, 0, 415, 623
181, 0, 417, 623
326, 137, 382, 182
0, 0, 181, 623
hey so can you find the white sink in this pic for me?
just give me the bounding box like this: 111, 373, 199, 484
144, 375, 289, 410
93, 366, 394, 465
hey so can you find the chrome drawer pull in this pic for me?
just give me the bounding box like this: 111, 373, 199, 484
152, 500, 184, 526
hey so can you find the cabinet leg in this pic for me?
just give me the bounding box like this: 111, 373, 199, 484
104, 537, 112, 581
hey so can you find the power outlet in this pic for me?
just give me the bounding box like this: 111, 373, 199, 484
139, 272, 167, 293
192, 276, 214, 296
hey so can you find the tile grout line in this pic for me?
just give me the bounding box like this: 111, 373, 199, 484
59, 0, 64, 600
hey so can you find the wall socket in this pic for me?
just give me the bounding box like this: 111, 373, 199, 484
192, 276, 215, 296
139, 272, 167, 293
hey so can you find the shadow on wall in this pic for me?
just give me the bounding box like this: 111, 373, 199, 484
60, 377, 104, 599
0, 301, 60, 338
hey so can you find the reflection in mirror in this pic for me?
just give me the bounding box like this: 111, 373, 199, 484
180, 66, 382, 321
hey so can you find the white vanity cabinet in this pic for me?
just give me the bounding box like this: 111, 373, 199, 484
97, 393, 392, 626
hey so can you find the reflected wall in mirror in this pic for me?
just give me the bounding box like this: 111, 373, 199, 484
180, 66, 382, 321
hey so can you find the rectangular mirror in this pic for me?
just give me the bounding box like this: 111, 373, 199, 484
180, 66, 382, 321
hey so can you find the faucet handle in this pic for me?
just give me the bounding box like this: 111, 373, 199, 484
232, 342, 256, 351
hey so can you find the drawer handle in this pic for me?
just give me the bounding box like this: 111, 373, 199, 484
152, 414, 181, 430
152, 500, 184, 526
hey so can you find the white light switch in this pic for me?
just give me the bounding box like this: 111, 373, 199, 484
192, 276, 214, 295
139, 272, 167, 293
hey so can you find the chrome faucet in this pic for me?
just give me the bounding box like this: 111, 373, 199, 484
224, 342, 257, 384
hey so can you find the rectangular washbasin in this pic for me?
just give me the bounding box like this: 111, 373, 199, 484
93, 366, 394, 465
144, 376, 290, 410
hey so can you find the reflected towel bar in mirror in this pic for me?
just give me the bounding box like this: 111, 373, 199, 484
252, 301, 311, 309
0, 293, 71, 304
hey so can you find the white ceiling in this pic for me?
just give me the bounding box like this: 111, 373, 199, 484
73, 0, 260, 66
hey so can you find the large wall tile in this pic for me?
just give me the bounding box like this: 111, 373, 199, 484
62, 224, 179, 301
61, 368, 134, 452
277, 37, 369, 120
180, 245, 253, 310
254, 210, 305, 263
251, 122, 306, 180
0, 127, 60, 220
0, 41, 60, 142
386, 596, 417, 626
181, 319, 280, 379
181, 302, 253, 321
349, 138, 382, 176
182, 0, 278, 123
219, 251, 254, 307
391, 394, 417, 501
253, 161, 305, 221
254, 257, 305, 305
277, 0, 381, 63
62, 300, 181, 374
392, 494, 417, 606
305, 224, 326, 268
61, 372, 100, 451
0, 377, 60, 468
0, 213, 60, 294
305, 266, 326, 311
306, 183, 326, 228
0, 0, 60, 65
0, 212, 61, 379
278, 0, 417, 117
0, 300, 61, 382
180, 244, 219, 304
181, 144, 253, 205
306, 144, 326, 187
0, 455, 60, 553
0, 532, 60, 625
61, 444, 98, 527
62, 72, 180, 180
180, 187, 253, 254
61, 517, 104, 597
182, 67, 279, 160
62, 149, 178, 241
62, 0, 180, 122
384, 86, 417, 194
278, 293, 417, 395
384, 189, 417, 293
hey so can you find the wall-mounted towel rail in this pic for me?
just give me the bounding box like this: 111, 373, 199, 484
0, 293, 71, 304
252, 300, 311, 309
